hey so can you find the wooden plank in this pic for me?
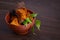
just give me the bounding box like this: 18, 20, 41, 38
0, 0, 60, 40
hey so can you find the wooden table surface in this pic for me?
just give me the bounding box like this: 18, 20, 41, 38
0, 0, 60, 40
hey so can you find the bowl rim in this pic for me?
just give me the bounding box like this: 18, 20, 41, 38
5, 9, 36, 27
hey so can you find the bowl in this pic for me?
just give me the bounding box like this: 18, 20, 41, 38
5, 9, 36, 35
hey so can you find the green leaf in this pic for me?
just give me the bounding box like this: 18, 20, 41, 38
31, 27, 34, 33
25, 18, 32, 23
35, 20, 41, 30
22, 20, 27, 26
30, 13, 37, 17
22, 18, 32, 26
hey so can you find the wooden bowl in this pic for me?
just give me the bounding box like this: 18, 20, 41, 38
5, 9, 36, 35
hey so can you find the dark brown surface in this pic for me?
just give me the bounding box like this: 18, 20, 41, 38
0, 0, 60, 40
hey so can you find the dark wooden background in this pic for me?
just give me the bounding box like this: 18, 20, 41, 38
0, 0, 60, 40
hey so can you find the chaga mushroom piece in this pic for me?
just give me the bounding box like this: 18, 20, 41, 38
10, 17, 20, 26
16, 8, 27, 22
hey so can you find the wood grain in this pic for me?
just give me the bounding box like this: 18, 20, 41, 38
0, 0, 60, 40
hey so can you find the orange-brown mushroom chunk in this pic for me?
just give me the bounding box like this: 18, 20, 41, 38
10, 18, 20, 26
16, 8, 27, 21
